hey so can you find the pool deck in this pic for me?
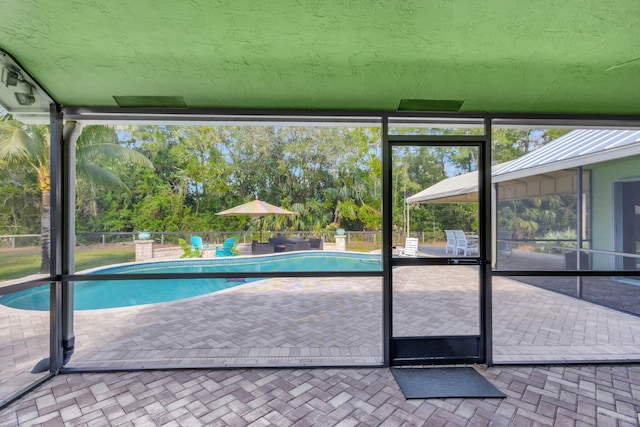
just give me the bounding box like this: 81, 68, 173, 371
2, 254, 640, 425
3, 364, 640, 426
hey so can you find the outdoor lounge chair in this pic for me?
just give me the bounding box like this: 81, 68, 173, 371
215, 238, 236, 257
399, 237, 419, 257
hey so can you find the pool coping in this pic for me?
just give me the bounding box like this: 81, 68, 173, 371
80, 250, 382, 275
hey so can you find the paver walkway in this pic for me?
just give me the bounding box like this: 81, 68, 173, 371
1, 364, 640, 426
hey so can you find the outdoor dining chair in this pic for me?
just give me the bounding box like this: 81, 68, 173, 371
444, 230, 457, 254
453, 230, 478, 256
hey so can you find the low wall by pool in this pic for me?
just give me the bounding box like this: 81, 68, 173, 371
134, 239, 341, 261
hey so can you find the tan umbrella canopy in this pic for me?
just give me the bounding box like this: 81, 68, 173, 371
216, 197, 294, 241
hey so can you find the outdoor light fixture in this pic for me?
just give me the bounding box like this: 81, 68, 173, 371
1, 65, 19, 87
1, 64, 36, 105
0, 48, 53, 122
15, 84, 35, 105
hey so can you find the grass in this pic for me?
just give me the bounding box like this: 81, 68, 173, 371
0, 245, 135, 282
345, 241, 381, 252
345, 240, 446, 252
75, 245, 135, 272
0, 247, 42, 281
1, 238, 427, 282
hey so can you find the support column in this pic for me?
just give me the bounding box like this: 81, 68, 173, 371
482, 117, 493, 366
61, 120, 81, 365
381, 116, 391, 367
576, 166, 584, 298
49, 104, 64, 372
135, 239, 154, 261
335, 235, 346, 251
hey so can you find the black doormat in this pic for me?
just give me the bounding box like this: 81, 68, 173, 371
391, 367, 505, 399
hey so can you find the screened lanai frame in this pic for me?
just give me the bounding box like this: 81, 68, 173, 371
3, 106, 640, 411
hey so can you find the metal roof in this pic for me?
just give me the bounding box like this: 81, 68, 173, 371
408, 129, 640, 204
493, 129, 640, 182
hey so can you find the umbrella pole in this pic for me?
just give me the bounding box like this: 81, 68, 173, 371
260, 217, 264, 242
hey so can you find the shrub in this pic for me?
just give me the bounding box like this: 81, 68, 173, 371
535, 229, 577, 253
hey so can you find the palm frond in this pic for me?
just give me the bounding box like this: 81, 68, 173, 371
76, 163, 128, 191
0, 122, 45, 163
77, 143, 153, 168
76, 125, 118, 146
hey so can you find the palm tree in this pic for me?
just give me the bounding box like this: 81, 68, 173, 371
0, 115, 153, 272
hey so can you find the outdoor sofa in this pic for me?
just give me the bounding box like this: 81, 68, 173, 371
250, 237, 323, 255
251, 240, 275, 255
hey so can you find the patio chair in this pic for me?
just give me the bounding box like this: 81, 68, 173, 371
191, 235, 203, 252
215, 238, 237, 257
497, 230, 514, 259
399, 237, 419, 257
444, 230, 456, 254
453, 230, 478, 256
178, 238, 201, 258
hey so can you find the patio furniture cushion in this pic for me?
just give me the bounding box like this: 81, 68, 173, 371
268, 237, 313, 251
252, 240, 275, 255
309, 238, 323, 250
284, 241, 311, 252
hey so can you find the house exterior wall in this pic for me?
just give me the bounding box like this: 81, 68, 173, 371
589, 155, 640, 270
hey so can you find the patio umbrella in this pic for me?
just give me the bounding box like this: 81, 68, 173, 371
216, 197, 294, 242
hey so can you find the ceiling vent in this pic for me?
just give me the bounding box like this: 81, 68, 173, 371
398, 99, 464, 112
113, 96, 187, 108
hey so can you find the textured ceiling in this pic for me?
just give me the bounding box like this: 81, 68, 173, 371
1, 0, 640, 114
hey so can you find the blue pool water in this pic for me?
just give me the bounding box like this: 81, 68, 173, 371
0, 252, 381, 311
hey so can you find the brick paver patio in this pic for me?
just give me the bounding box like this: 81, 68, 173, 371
1, 364, 640, 426
2, 257, 640, 425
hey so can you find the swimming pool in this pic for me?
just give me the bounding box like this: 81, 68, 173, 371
0, 252, 381, 311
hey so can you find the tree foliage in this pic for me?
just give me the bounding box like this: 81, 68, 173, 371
1, 121, 577, 251
0, 115, 153, 271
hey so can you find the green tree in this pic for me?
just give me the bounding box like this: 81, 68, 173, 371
0, 152, 40, 236
0, 116, 152, 272
492, 128, 571, 164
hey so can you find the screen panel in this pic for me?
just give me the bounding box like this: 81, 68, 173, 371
0, 283, 51, 406
493, 275, 640, 362
59, 276, 382, 369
